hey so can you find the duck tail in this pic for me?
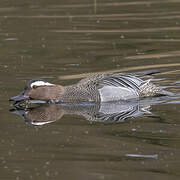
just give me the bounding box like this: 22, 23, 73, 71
157, 89, 176, 96
139, 79, 175, 97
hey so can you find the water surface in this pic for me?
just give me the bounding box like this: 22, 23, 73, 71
0, 0, 180, 180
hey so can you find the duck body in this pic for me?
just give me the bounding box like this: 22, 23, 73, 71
61, 73, 160, 102
10, 73, 164, 103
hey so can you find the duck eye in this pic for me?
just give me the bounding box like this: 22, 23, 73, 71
32, 85, 38, 89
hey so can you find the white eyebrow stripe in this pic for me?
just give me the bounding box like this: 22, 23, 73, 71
30, 81, 54, 88
31, 121, 54, 126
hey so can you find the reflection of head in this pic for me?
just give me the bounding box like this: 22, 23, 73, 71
11, 104, 64, 126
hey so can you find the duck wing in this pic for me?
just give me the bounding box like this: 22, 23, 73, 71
78, 73, 143, 89
99, 74, 143, 91
77, 73, 144, 101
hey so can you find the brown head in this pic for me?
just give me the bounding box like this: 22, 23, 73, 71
9, 79, 64, 102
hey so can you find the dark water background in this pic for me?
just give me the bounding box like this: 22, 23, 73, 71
0, 0, 180, 179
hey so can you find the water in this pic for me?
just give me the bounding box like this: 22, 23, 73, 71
0, 0, 180, 179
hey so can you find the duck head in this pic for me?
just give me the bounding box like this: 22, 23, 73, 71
9, 79, 64, 103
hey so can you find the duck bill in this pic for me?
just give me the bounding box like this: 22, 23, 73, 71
9, 92, 29, 102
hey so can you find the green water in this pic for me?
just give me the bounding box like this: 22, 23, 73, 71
0, 0, 180, 179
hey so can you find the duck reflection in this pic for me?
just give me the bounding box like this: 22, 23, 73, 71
10, 97, 169, 126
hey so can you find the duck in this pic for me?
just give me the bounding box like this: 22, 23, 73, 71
9, 73, 169, 103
